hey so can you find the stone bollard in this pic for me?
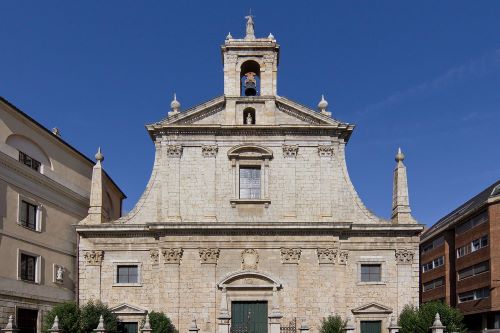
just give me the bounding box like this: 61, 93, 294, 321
94, 315, 106, 333
430, 313, 445, 333
344, 315, 355, 333
388, 315, 401, 333
188, 318, 199, 333
1, 315, 19, 333
141, 314, 152, 333
299, 318, 310, 333
49, 316, 62, 333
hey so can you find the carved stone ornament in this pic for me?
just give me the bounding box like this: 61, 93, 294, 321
281, 248, 301, 264
83, 250, 104, 265
338, 250, 349, 265
395, 249, 414, 264
167, 144, 183, 158
318, 145, 335, 157
55, 265, 64, 283
241, 249, 259, 270
317, 248, 338, 264
202, 145, 218, 157
282, 144, 299, 158
162, 248, 183, 264
150, 249, 159, 264
199, 248, 220, 264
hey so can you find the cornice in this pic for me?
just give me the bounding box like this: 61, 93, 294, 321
76, 222, 423, 238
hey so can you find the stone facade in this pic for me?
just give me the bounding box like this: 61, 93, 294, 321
77, 18, 423, 333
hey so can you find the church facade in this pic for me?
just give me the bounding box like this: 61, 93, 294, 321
76, 18, 423, 333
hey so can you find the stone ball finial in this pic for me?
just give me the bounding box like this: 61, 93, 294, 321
395, 147, 405, 163
171, 93, 180, 112
318, 94, 328, 111
226, 32, 233, 40
95, 147, 104, 162
268, 32, 275, 39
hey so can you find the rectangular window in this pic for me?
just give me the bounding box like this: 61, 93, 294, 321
19, 200, 37, 230
360, 321, 381, 333
239, 166, 261, 199
458, 261, 489, 280
360, 264, 381, 282
422, 256, 444, 273
19, 151, 41, 172
456, 211, 488, 234
20, 253, 37, 282
458, 287, 490, 303
116, 265, 138, 284
423, 277, 445, 292
457, 235, 488, 258
421, 236, 445, 254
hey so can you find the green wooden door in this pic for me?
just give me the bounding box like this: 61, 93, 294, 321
231, 301, 268, 333
360, 321, 381, 333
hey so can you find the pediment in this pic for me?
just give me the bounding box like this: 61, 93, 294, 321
148, 95, 342, 127
110, 303, 147, 315
218, 270, 282, 289
351, 302, 393, 314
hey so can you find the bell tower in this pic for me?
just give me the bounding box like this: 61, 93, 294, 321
221, 16, 280, 97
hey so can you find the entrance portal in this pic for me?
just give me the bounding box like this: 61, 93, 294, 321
231, 301, 268, 333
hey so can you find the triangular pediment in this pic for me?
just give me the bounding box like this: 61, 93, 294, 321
110, 303, 147, 314
148, 95, 342, 127
351, 302, 393, 314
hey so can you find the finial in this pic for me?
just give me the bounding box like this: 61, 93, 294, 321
395, 147, 405, 162
95, 147, 104, 162
4, 315, 16, 329
268, 32, 274, 39
226, 32, 233, 40
318, 94, 328, 111
170, 93, 181, 113
95, 315, 105, 331
244, 11, 255, 40
143, 314, 152, 330
433, 313, 443, 327
52, 127, 61, 137
49, 316, 60, 332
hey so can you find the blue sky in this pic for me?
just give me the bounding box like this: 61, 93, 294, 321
1, 1, 499, 226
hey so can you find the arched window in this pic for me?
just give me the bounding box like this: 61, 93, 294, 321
240, 60, 261, 96
243, 107, 256, 125
6, 134, 51, 172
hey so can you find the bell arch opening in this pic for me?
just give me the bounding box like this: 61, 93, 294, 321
240, 60, 261, 96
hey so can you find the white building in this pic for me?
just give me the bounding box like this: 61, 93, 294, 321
76, 18, 423, 333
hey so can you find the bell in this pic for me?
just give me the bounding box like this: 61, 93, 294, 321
244, 81, 257, 96
243, 72, 257, 96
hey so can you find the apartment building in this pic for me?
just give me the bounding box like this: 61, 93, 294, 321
420, 180, 500, 331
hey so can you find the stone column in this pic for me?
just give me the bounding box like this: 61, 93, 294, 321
430, 314, 445, 333
282, 144, 298, 219
318, 145, 334, 220
83, 250, 104, 301
161, 248, 183, 328
166, 144, 182, 221
201, 144, 218, 222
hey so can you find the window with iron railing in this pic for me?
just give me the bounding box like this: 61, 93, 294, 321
19, 200, 37, 230
20, 253, 37, 282
19, 151, 41, 172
